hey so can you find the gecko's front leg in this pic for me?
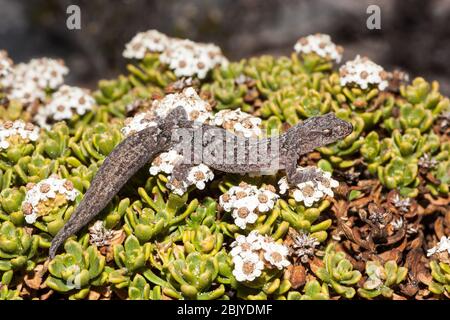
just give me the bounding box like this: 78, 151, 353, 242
285, 151, 321, 185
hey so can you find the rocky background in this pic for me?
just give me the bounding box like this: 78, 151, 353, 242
1, 0, 449, 94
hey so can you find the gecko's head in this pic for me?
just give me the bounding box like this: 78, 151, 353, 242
299, 112, 353, 145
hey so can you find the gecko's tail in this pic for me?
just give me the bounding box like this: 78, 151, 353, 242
49, 125, 166, 258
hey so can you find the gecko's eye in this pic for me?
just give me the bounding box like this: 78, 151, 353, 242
323, 129, 332, 137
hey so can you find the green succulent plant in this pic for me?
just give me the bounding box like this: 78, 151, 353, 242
13, 154, 58, 184
74, 122, 122, 162
94, 75, 132, 105
45, 240, 107, 299
0, 270, 21, 300
166, 251, 225, 300
358, 261, 408, 299
128, 273, 162, 300
0, 221, 39, 273
400, 77, 449, 115
313, 244, 362, 299
124, 188, 198, 243
0, 188, 25, 224
0, 99, 32, 122
287, 279, 330, 300
383, 102, 433, 133
108, 235, 151, 288
35, 122, 70, 160
377, 156, 419, 197
279, 199, 331, 242
428, 261, 450, 296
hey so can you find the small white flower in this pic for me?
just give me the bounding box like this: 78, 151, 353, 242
427, 236, 450, 257
232, 198, 259, 230
186, 164, 214, 190
256, 189, 278, 212
314, 170, 339, 197
232, 252, 264, 282
293, 181, 324, 207
339, 55, 388, 91
294, 33, 343, 63
263, 242, 291, 270
230, 231, 263, 257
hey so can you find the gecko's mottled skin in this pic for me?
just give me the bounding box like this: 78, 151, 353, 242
49, 108, 352, 257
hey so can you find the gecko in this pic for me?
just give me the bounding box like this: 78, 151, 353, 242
49, 107, 352, 258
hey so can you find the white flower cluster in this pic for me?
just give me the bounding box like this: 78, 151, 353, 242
339, 55, 389, 91
1, 57, 68, 104
21, 175, 79, 224
121, 111, 158, 137
160, 39, 227, 79
0, 50, 13, 79
123, 30, 227, 79
0, 120, 40, 150
278, 167, 339, 207
219, 182, 279, 229
149, 150, 214, 196
34, 85, 96, 128
294, 33, 343, 63
152, 87, 212, 123
231, 231, 290, 282
212, 108, 263, 138
427, 236, 450, 257
123, 30, 170, 58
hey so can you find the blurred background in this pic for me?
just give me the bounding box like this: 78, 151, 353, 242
1, 0, 450, 94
